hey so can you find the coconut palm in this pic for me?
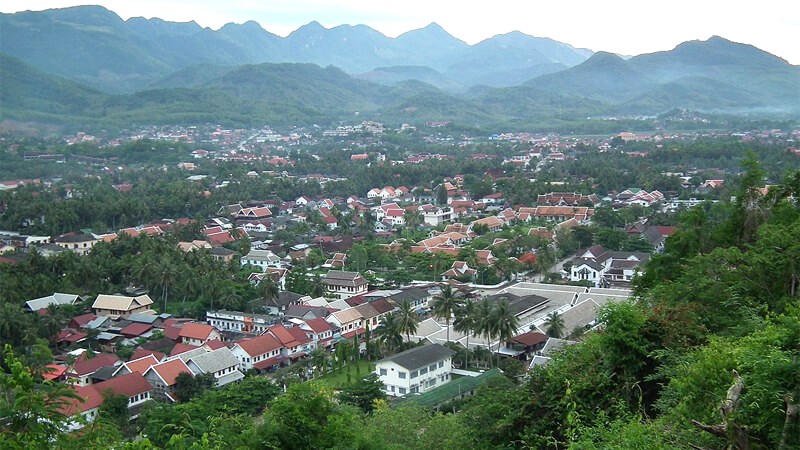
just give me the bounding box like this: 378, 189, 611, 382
431, 284, 463, 343
491, 300, 520, 367
375, 313, 404, 354
38, 304, 66, 345
543, 311, 566, 338
258, 275, 280, 313
475, 299, 498, 366
453, 299, 478, 368
309, 274, 326, 298
396, 300, 418, 344
155, 258, 179, 313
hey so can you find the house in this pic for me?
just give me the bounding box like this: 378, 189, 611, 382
570, 246, 650, 287
66, 352, 121, 386
441, 261, 477, 281
112, 354, 161, 377
143, 358, 193, 402
92, 294, 155, 319
90, 372, 152, 418
375, 344, 455, 397
230, 334, 285, 372
323, 252, 347, 269
178, 323, 222, 346
325, 307, 366, 337
267, 324, 314, 361
421, 206, 454, 226
298, 318, 335, 349
355, 299, 397, 330
59, 384, 104, 431
241, 249, 281, 271
185, 347, 245, 387
506, 331, 548, 360
322, 270, 369, 299
210, 247, 237, 263
206, 310, 278, 335
53, 232, 100, 256
264, 291, 309, 315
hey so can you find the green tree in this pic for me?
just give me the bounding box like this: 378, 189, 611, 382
544, 311, 566, 338
375, 313, 404, 354
491, 300, 520, 367
257, 275, 280, 312
174, 372, 216, 403
396, 300, 419, 344
337, 372, 387, 413
431, 285, 463, 343
453, 299, 478, 368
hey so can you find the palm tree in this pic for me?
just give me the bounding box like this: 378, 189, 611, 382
38, 304, 66, 345
475, 300, 497, 366
431, 285, 463, 343
309, 274, 326, 298
453, 299, 477, 368
543, 311, 566, 338
395, 300, 418, 344
258, 276, 280, 313
491, 300, 520, 367
155, 259, 179, 313
375, 313, 404, 354
0, 302, 30, 347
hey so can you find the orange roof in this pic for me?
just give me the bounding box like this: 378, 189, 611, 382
148, 359, 192, 386
42, 364, 66, 381
178, 323, 216, 341
123, 354, 159, 375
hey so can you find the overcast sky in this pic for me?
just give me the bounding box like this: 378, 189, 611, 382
4, 1, 799, 64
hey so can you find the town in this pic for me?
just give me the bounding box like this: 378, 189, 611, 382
1, 119, 798, 446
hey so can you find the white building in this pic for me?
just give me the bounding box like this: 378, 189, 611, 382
241, 249, 281, 271
422, 206, 453, 226
322, 270, 369, 299
374, 344, 455, 397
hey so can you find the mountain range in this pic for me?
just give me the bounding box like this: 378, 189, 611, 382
1, 5, 798, 130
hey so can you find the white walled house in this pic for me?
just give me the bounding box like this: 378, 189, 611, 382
322, 270, 369, 299
375, 344, 455, 397
229, 334, 285, 372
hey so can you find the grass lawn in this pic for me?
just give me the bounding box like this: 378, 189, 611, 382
318, 360, 374, 389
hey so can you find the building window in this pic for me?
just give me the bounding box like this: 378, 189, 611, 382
379, 368, 387, 376
398, 387, 406, 395
438, 361, 443, 368
428, 364, 436, 372
410, 370, 418, 378
398, 372, 406, 379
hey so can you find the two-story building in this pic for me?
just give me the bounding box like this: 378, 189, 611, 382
178, 323, 222, 346
323, 270, 369, 299
92, 294, 155, 319
375, 344, 455, 397
229, 334, 285, 372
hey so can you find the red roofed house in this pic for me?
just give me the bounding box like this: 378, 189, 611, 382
267, 325, 314, 361
113, 354, 160, 377
59, 384, 104, 431
143, 358, 193, 402
178, 323, 222, 346
91, 372, 153, 418
230, 334, 285, 372
299, 318, 335, 349
66, 352, 121, 386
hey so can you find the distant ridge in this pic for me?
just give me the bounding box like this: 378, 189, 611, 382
0, 5, 593, 92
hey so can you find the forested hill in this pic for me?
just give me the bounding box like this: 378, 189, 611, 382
2, 163, 799, 449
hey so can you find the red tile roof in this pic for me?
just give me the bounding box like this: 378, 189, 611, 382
120, 322, 152, 338
60, 385, 104, 415
93, 372, 151, 398
70, 353, 120, 376
178, 323, 216, 341
303, 318, 333, 334
203, 339, 227, 350
511, 331, 548, 346
169, 343, 200, 356
123, 354, 159, 375
235, 334, 283, 357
